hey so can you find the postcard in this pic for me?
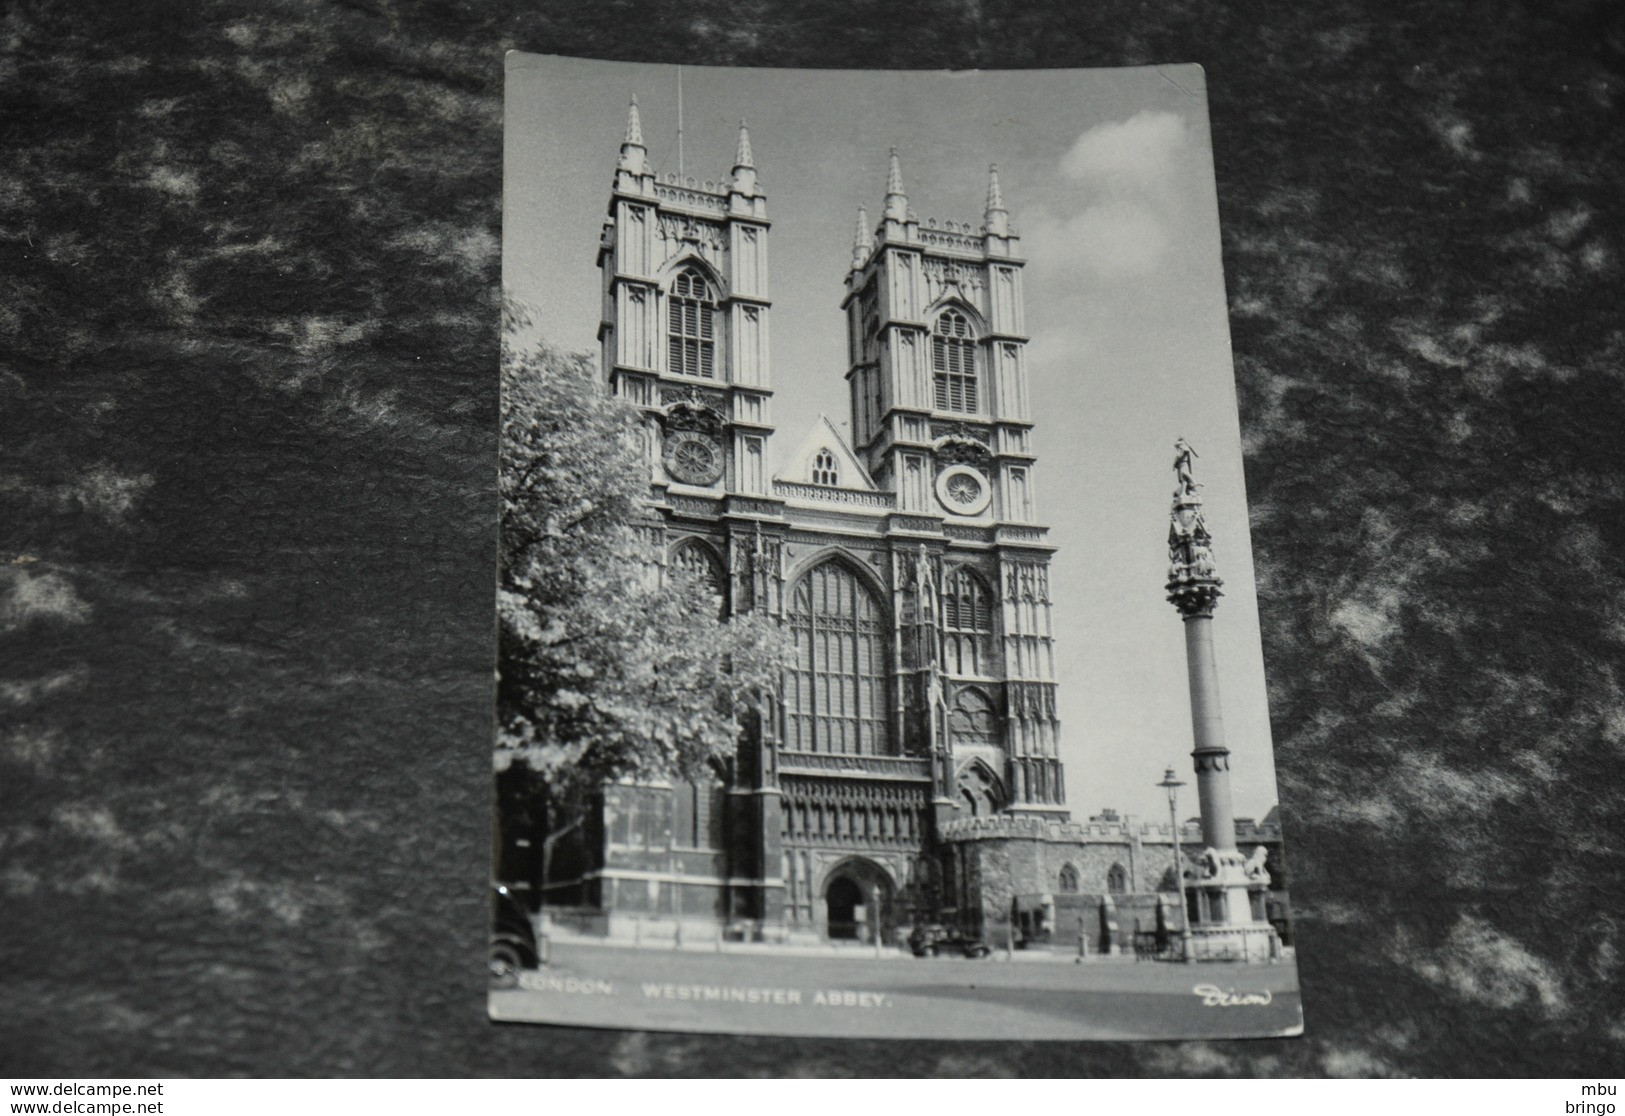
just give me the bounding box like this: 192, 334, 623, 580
491, 52, 1302, 1040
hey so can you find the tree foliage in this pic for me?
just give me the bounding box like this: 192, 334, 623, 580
496, 318, 783, 803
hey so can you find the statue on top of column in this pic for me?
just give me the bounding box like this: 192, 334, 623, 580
1166, 438, 1223, 616
1173, 436, 1200, 498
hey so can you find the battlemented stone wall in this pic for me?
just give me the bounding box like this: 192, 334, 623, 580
944, 813, 1285, 935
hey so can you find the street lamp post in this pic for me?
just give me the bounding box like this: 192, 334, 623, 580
1158, 767, 1195, 964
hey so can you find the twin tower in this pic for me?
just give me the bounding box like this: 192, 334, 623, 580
598, 101, 1040, 525
588, 99, 1064, 941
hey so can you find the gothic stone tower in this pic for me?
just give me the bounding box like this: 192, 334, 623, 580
592, 101, 790, 931
762, 151, 1068, 944
842, 153, 1064, 820
598, 99, 774, 499
835, 154, 1068, 940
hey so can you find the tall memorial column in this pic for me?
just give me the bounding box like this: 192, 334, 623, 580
1164, 440, 1278, 961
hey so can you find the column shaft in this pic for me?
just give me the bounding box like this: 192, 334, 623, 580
1183, 614, 1236, 851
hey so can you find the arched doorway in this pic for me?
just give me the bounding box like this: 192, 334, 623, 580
821, 858, 896, 945
826, 877, 864, 940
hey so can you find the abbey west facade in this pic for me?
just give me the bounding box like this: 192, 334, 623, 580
539, 104, 1284, 946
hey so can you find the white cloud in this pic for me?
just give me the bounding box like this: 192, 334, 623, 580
1039, 202, 1172, 279
1027, 111, 1194, 280
1060, 110, 1189, 187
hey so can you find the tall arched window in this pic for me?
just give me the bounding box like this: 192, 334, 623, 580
670, 540, 725, 612
672, 779, 722, 849
1058, 864, 1080, 893
1107, 863, 1128, 894
941, 567, 996, 675
811, 449, 839, 486
932, 310, 978, 413
783, 560, 890, 755
948, 688, 996, 746
669, 268, 716, 378
956, 760, 1004, 817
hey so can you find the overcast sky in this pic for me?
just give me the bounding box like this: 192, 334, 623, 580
503, 53, 1282, 826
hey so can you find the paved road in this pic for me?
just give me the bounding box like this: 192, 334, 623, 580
490, 940, 1303, 1041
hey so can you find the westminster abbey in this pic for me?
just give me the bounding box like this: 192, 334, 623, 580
531, 102, 1285, 947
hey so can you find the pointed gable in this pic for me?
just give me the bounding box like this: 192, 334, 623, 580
775, 415, 877, 491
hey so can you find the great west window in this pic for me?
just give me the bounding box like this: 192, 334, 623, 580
783, 560, 891, 754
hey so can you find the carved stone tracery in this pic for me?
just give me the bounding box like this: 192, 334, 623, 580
730, 524, 783, 615
780, 775, 930, 847
657, 214, 727, 251
660, 384, 729, 415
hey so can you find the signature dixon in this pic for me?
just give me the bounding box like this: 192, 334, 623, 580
1192, 983, 1274, 1007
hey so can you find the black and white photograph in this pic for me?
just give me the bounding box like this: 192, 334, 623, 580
6, 0, 1624, 1086
491, 53, 1301, 1040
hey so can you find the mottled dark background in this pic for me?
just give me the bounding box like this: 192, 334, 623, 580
3, 0, 1622, 1078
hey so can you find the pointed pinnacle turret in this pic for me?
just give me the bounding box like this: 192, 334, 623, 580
851, 206, 874, 270
984, 163, 1010, 237
729, 119, 758, 197
625, 96, 644, 147
884, 147, 909, 223
618, 96, 647, 176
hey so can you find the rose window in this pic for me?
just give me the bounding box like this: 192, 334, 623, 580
934, 464, 992, 516
673, 440, 715, 476
945, 473, 982, 505
663, 430, 723, 484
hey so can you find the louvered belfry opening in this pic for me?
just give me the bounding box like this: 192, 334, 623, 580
669, 267, 716, 378
932, 309, 977, 413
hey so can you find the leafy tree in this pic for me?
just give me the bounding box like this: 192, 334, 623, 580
496, 313, 783, 820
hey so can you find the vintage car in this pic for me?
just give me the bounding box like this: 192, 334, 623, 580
489, 884, 540, 987
908, 923, 993, 959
